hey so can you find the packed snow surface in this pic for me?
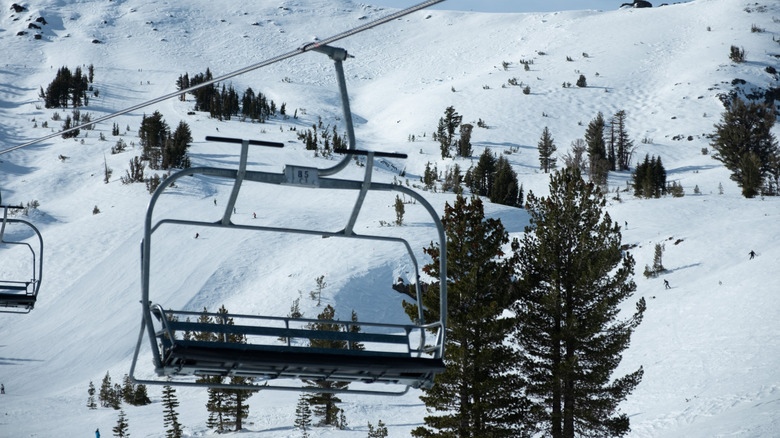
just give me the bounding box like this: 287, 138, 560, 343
1, 0, 779, 436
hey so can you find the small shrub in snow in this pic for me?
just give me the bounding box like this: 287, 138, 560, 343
729, 45, 746, 63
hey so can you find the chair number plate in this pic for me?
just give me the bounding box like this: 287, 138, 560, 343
284, 165, 319, 187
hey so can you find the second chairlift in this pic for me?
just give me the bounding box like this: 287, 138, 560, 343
0, 195, 44, 314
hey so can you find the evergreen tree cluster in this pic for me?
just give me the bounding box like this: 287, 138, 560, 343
138, 111, 192, 170
514, 168, 644, 437
301, 304, 361, 429
192, 306, 258, 433
405, 168, 645, 438
582, 110, 636, 176
296, 122, 346, 157
434, 106, 473, 159
367, 420, 389, 437
177, 69, 280, 122
610, 110, 635, 171
41, 65, 94, 109
435, 106, 464, 158
709, 97, 780, 197
96, 372, 151, 410
464, 148, 524, 207
632, 154, 667, 198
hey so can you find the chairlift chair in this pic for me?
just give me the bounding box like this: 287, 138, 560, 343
130, 138, 447, 395
0, 202, 44, 314
131, 43, 447, 395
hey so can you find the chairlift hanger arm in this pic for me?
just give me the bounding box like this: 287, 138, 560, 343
0, 0, 447, 156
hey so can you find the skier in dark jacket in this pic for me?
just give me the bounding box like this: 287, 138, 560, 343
749, 250, 756, 259
663, 279, 671, 289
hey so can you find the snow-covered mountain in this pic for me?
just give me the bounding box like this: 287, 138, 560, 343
1, 0, 779, 436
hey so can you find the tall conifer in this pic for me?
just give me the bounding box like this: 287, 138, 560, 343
513, 167, 645, 438
87, 381, 97, 410
303, 304, 351, 426
405, 195, 527, 437
538, 127, 557, 173
161, 383, 183, 438
113, 409, 130, 437
710, 97, 779, 197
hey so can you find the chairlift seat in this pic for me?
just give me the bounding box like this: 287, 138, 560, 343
153, 311, 445, 388
0, 281, 36, 310
161, 341, 445, 387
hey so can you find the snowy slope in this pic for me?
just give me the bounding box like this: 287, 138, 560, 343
1, 0, 779, 436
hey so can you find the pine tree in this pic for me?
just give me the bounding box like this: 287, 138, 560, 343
303, 304, 351, 425
538, 126, 557, 173
612, 110, 634, 171
161, 383, 183, 438
740, 152, 763, 198
562, 138, 588, 174
87, 381, 97, 410
61, 114, 79, 139
294, 394, 313, 438
585, 112, 609, 186
202, 305, 257, 432
513, 167, 645, 438
470, 148, 496, 196
632, 154, 666, 198
205, 387, 229, 433
99, 372, 113, 408
404, 195, 527, 437
194, 307, 229, 433
710, 97, 778, 197
162, 121, 192, 170
422, 161, 437, 190
394, 195, 405, 225
138, 111, 170, 169
111, 383, 122, 410
652, 156, 667, 197
113, 410, 130, 437
437, 106, 463, 159
490, 155, 521, 207
644, 243, 666, 278
121, 374, 135, 405
367, 420, 389, 438
457, 123, 473, 157
132, 384, 151, 406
